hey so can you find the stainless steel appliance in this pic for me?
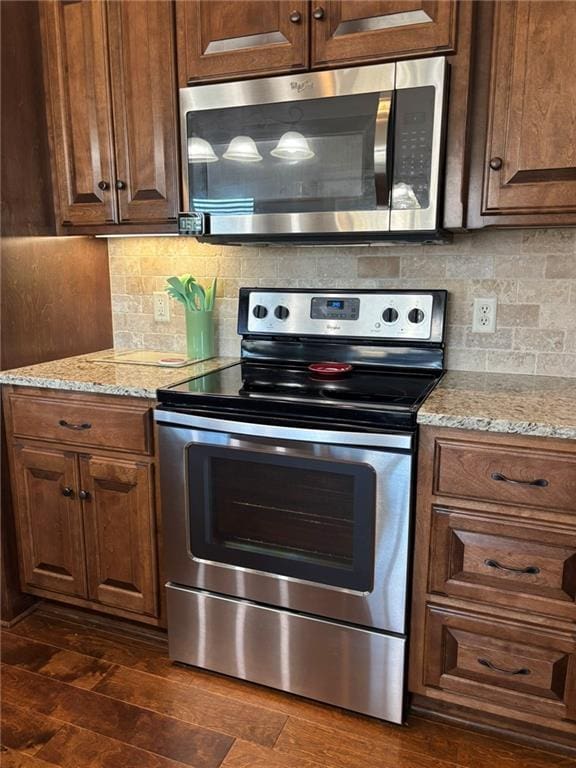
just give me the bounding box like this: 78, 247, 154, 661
178, 59, 448, 244
155, 288, 447, 723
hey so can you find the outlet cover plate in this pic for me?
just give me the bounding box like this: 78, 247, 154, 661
153, 292, 170, 323
472, 297, 497, 333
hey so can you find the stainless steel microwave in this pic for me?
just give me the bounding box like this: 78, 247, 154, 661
179, 57, 448, 245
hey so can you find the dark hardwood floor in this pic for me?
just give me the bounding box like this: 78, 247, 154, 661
1, 605, 574, 768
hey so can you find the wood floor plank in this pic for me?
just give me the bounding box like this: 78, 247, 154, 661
221, 739, 325, 768
94, 665, 287, 747
5, 614, 167, 670
0, 702, 63, 757
34, 724, 196, 768
0, 748, 53, 768
274, 717, 575, 768
1, 632, 113, 690
1, 665, 233, 768
275, 717, 466, 768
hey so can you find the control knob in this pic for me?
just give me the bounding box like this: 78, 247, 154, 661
274, 305, 290, 320
382, 307, 399, 323
252, 304, 268, 319
408, 308, 425, 324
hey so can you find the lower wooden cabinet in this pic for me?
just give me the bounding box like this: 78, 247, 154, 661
411, 426, 576, 747
12, 444, 86, 598
3, 386, 161, 625
80, 455, 157, 616
429, 507, 576, 621
424, 606, 576, 723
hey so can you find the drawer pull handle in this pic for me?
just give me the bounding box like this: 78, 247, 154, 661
484, 558, 540, 575
79, 490, 91, 501
490, 472, 548, 488
478, 658, 531, 676
59, 419, 92, 431
61, 486, 74, 498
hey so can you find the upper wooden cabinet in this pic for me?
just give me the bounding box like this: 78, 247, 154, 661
468, 0, 576, 227
40, 0, 179, 232
311, 1, 458, 69
40, 1, 116, 227
176, 0, 458, 85
176, 0, 309, 84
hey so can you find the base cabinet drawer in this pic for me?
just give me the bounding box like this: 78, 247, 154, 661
429, 507, 576, 620
9, 392, 152, 454
434, 439, 576, 513
423, 607, 576, 723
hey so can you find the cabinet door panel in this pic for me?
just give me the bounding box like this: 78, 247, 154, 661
176, 0, 309, 84
107, 1, 179, 224
40, 0, 116, 226
483, 1, 576, 215
12, 444, 86, 597
80, 455, 157, 617
312, 0, 458, 68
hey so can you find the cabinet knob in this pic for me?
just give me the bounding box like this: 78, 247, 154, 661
289, 10, 302, 23
312, 6, 325, 19
79, 490, 91, 501
61, 486, 74, 498
489, 157, 503, 171
97, 180, 110, 191
115, 179, 126, 190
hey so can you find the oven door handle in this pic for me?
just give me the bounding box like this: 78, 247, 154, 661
154, 409, 412, 451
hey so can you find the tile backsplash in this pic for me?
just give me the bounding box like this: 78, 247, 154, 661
108, 228, 576, 377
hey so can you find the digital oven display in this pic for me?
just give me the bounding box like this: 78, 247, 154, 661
311, 297, 360, 320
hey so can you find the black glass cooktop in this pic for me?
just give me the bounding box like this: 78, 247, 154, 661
157, 362, 442, 429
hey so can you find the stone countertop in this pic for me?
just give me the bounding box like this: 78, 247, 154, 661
418, 370, 576, 440
0, 351, 240, 399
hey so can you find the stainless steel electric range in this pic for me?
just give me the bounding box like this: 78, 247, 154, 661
155, 288, 447, 724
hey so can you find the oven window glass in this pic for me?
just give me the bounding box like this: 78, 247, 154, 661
185, 92, 392, 216
187, 446, 376, 590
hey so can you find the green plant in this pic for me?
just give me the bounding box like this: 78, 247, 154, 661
165, 274, 217, 312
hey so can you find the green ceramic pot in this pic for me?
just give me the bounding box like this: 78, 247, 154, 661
185, 310, 215, 361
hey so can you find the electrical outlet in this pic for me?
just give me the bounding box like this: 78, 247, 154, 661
153, 292, 170, 323
472, 297, 497, 333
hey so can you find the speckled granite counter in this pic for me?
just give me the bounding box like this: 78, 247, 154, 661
418, 371, 576, 440
0, 351, 239, 399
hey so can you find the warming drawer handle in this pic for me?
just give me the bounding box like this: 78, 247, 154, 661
490, 472, 548, 488
58, 419, 92, 431
478, 658, 531, 676
484, 558, 540, 576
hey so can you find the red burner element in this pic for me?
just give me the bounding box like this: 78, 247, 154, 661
308, 362, 353, 377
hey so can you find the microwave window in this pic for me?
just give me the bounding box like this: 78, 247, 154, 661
185, 93, 386, 216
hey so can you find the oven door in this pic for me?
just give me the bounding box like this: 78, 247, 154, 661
156, 411, 413, 634
179, 57, 447, 240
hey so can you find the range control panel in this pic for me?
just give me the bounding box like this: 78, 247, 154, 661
242, 290, 446, 343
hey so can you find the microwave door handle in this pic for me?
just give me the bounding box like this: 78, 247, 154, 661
374, 91, 394, 208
